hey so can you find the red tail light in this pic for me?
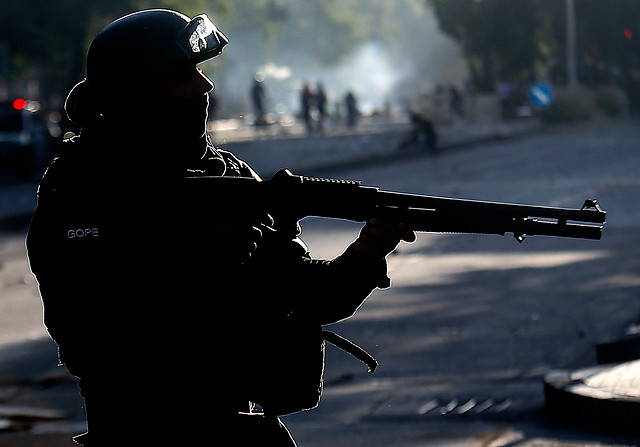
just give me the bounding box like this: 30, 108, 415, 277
12, 98, 27, 110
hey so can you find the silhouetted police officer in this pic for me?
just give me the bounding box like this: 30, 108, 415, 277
27, 9, 414, 446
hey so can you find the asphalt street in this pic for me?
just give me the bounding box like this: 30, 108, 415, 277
285, 120, 640, 446
0, 120, 639, 446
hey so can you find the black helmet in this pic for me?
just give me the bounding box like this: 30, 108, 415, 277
86, 9, 228, 88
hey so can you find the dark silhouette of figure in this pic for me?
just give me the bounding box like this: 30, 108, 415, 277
300, 81, 314, 134
497, 81, 514, 120
251, 75, 267, 127
449, 85, 463, 120
315, 82, 327, 132
25, 9, 414, 447
398, 110, 438, 153
345, 90, 359, 128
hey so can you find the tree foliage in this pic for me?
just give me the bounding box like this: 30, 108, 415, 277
0, 0, 229, 105
573, 0, 640, 85
0, 0, 431, 106
428, 0, 640, 91
429, 0, 552, 91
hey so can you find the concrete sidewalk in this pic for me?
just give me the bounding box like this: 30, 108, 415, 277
216, 118, 541, 177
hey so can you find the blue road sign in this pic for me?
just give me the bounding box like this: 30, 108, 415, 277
529, 82, 554, 108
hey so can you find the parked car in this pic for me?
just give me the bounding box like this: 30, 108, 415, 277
0, 98, 55, 181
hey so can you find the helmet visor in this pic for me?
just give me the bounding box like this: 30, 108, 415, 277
176, 14, 228, 63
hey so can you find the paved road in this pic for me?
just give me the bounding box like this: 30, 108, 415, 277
0, 121, 639, 446
283, 121, 640, 446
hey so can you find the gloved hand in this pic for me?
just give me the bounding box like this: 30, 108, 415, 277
350, 218, 416, 262
195, 212, 274, 263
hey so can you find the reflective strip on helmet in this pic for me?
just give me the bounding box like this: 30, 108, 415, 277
177, 14, 228, 61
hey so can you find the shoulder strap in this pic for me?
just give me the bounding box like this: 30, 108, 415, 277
321, 330, 377, 373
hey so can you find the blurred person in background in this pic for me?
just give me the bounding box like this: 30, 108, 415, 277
315, 81, 328, 132
251, 74, 267, 127
345, 90, 359, 128
300, 81, 315, 134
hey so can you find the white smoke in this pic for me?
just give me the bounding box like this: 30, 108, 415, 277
204, 2, 466, 118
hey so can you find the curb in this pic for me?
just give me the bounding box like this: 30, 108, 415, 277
597, 334, 640, 364
544, 362, 640, 435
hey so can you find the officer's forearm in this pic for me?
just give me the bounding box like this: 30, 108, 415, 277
292, 247, 389, 325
